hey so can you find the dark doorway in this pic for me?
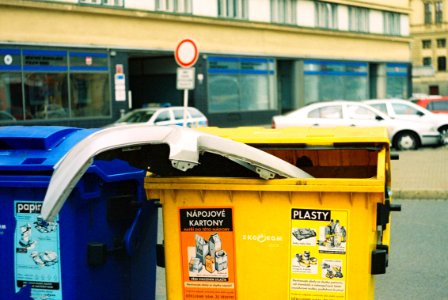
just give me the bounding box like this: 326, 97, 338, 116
128, 56, 182, 109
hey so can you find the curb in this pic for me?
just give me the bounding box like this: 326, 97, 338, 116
392, 190, 448, 200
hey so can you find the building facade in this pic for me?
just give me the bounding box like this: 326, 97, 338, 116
411, 0, 448, 96
0, 0, 412, 127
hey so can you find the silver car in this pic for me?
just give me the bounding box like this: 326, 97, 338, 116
364, 98, 448, 144
272, 100, 442, 150
114, 106, 208, 128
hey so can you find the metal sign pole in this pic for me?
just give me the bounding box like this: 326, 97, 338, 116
183, 89, 188, 127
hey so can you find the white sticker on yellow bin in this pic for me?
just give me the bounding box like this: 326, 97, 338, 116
289, 208, 348, 300
180, 208, 237, 300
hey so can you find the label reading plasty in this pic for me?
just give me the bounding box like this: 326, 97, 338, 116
14, 201, 62, 300
289, 208, 348, 300
180, 207, 236, 300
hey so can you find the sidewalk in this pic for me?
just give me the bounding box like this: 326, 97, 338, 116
390, 146, 448, 199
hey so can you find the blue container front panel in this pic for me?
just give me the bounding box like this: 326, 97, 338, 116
0, 180, 158, 300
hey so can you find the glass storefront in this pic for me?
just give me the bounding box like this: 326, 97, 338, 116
207, 56, 276, 113
304, 60, 368, 103
386, 63, 408, 99
0, 48, 110, 123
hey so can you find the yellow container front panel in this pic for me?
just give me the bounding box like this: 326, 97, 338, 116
152, 186, 383, 300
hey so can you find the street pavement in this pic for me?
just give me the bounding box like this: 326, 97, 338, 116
391, 146, 448, 199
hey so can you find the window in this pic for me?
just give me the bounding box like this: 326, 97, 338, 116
437, 56, 446, 71
69, 52, 110, 117
218, 0, 248, 19
384, 12, 400, 35
349, 7, 369, 33
369, 103, 388, 114
271, 0, 297, 24
0, 73, 23, 121
79, 0, 124, 7
207, 56, 276, 113
346, 104, 377, 120
155, 110, 170, 122
156, 0, 192, 13
24, 73, 69, 120
435, 1, 443, 24
391, 103, 421, 116
422, 40, 432, 49
308, 105, 342, 119
316, 2, 338, 29
423, 57, 432, 66
425, 2, 433, 24
303, 61, 368, 103
437, 38, 446, 48
0, 48, 111, 122
386, 63, 409, 99
428, 100, 448, 111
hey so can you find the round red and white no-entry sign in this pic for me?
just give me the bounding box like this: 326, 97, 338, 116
175, 39, 198, 68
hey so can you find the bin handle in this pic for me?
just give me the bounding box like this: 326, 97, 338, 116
123, 202, 154, 256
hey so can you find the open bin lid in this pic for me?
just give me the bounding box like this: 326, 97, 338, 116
41, 125, 312, 221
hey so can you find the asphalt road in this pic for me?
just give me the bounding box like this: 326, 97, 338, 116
375, 199, 448, 300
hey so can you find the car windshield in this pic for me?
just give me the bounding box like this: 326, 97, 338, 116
117, 110, 155, 123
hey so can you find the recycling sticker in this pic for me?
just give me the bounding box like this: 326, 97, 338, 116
14, 201, 62, 300
289, 208, 348, 300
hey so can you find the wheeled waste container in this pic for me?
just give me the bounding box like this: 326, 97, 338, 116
36, 125, 400, 300
145, 126, 400, 300
0, 126, 158, 300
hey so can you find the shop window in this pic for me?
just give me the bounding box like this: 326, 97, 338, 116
207, 56, 276, 113
24, 73, 68, 120
70, 73, 110, 117
0, 47, 111, 122
69, 52, 110, 117
386, 63, 409, 99
0, 73, 23, 121
315, 2, 338, 29
422, 39, 432, 49
271, 0, 297, 24
437, 56, 446, 71
349, 6, 369, 33
218, 0, 248, 19
303, 60, 368, 103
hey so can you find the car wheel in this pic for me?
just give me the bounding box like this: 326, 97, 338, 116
439, 126, 448, 145
394, 131, 419, 150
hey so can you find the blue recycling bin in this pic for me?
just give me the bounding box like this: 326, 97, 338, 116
0, 126, 158, 300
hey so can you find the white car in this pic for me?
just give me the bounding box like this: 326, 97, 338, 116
364, 98, 448, 144
272, 100, 442, 150
114, 106, 208, 128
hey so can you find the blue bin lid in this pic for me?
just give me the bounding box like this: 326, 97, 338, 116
0, 126, 98, 172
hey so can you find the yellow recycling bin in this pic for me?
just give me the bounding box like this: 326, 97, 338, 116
145, 126, 400, 300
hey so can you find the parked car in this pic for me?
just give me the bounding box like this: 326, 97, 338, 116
364, 98, 448, 144
411, 97, 448, 114
113, 106, 208, 128
272, 100, 442, 150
